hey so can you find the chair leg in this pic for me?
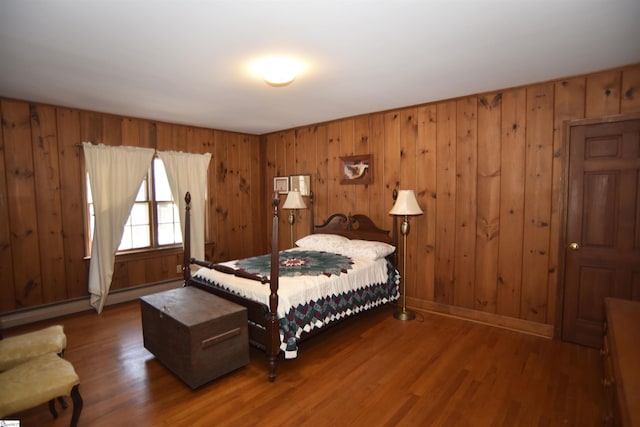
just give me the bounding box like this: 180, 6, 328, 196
48, 398, 59, 419
58, 396, 68, 409
69, 384, 83, 427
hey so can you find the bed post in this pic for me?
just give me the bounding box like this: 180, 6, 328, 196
309, 191, 314, 235
183, 192, 192, 285
267, 191, 280, 382
392, 189, 399, 268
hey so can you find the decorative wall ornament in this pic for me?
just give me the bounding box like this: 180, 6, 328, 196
340, 154, 372, 185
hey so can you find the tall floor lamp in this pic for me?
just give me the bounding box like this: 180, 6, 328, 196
283, 190, 306, 247
389, 189, 424, 320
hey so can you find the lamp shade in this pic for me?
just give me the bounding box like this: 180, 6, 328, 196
283, 190, 306, 209
389, 190, 423, 216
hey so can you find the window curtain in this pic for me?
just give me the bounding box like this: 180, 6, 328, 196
157, 151, 211, 260
83, 142, 155, 313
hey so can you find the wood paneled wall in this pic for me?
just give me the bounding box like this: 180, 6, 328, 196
2, 63, 639, 328
0, 102, 264, 313
264, 63, 640, 331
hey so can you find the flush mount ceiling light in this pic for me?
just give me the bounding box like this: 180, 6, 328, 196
251, 56, 303, 87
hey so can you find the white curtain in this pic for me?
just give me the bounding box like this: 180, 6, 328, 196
83, 143, 155, 313
157, 151, 211, 260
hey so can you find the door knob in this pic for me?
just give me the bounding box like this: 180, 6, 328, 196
569, 242, 580, 251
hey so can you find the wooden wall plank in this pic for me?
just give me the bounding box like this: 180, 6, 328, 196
416, 105, 437, 301
171, 126, 187, 153
3, 100, 43, 307
0, 101, 16, 311
368, 113, 386, 229
263, 134, 277, 248
454, 98, 477, 309
249, 133, 264, 256
353, 116, 369, 216
155, 122, 172, 152
213, 130, 230, 262
280, 130, 296, 249
339, 120, 355, 216
237, 135, 253, 254
227, 133, 243, 258
80, 111, 103, 144
30, 103, 67, 303
315, 124, 329, 223
521, 83, 554, 323
203, 129, 217, 257
399, 108, 419, 296
103, 114, 122, 146
383, 111, 401, 228
327, 122, 342, 215
273, 132, 287, 250
139, 120, 157, 150
56, 107, 87, 299
585, 70, 621, 118
122, 118, 141, 147
497, 88, 527, 318
292, 127, 312, 241
434, 101, 457, 304
621, 66, 640, 113
475, 93, 501, 313
549, 77, 586, 325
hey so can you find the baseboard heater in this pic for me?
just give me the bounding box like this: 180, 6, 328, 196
0, 280, 183, 330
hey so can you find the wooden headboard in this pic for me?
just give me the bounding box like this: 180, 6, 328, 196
306, 191, 399, 262
313, 213, 395, 245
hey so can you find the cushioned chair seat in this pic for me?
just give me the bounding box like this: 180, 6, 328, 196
0, 352, 82, 426
0, 325, 67, 371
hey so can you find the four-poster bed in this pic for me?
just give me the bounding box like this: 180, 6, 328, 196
182, 191, 400, 381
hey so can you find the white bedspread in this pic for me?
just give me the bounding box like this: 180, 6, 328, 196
192, 248, 390, 319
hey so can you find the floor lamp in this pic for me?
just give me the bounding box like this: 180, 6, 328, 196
389, 190, 423, 320
283, 190, 306, 247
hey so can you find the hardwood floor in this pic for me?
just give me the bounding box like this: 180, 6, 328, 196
3, 301, 605, 426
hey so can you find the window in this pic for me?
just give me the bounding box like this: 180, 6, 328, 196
86, 158, 182, 254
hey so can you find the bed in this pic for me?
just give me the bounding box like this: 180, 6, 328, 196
182, 191, 400, 381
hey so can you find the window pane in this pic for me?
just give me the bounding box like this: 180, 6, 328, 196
130, 225, 150, 248
86, 173, 93, 204
130, 202, 150, 226
88, 203, 95, 252
119, 229, 133, 251
154, 159, 173, 201
157, 202, 175, 224
135, 178, 148, 201
157, 202, 182, 245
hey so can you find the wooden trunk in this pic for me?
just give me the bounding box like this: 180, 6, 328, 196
140, 287, 249, 389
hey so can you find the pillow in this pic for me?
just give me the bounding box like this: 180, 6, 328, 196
342, 239, 396, 260
295, 234, 350, 252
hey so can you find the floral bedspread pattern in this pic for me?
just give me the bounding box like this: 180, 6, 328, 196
235, 250, 354, 278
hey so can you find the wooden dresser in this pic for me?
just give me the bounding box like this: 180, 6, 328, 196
140, 286, 249, 389
603, 298, 640, 426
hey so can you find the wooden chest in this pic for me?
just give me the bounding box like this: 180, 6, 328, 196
140, 286, 249, 389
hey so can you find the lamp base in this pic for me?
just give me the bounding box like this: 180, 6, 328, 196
393, 308, 416, 321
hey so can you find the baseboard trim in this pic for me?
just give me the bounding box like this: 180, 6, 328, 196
0, 281, 183, 330
407, 298, 555, 339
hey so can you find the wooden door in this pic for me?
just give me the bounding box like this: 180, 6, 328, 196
562, 118, 640, 348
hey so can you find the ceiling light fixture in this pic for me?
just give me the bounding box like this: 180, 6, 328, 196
252, 56, 303, 87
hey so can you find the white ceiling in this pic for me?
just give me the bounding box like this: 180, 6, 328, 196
1, 1, 639, 135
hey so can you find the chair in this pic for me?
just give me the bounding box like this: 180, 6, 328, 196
0, 352, 83, 427
0, 325, 67, 371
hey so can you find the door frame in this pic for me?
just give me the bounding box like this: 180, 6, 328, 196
555, 112, 640, 340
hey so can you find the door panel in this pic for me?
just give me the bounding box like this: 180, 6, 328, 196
562, 119, 640, 347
